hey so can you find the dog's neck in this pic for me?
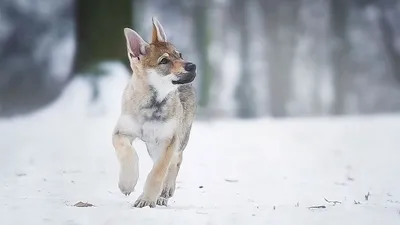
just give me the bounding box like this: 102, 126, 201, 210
131, 69, 178, 103
147, 70, 178, 102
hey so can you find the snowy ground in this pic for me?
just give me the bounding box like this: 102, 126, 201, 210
1, 66, 400, 225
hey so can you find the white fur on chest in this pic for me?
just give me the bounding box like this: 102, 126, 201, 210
139, 119, 177, 143
117, 115, 177, 142
147, 69, 178, 102
139, 119, 177, 162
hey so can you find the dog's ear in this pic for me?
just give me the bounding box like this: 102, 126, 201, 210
151, 17, 167, 43
124, 28, 148, 58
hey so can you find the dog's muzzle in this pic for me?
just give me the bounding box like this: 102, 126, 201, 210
172, 62, 197, 85
172, 72, 196, 85
184, 62, 196, 73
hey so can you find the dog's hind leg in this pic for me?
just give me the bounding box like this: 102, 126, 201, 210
112, 116, 139, 196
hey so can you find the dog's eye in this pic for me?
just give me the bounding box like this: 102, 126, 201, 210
179, 53, 183, 59
159, 58, 169, 64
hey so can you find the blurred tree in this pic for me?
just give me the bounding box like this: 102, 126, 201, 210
160, 0, 212, 109
330, 0, 350, 114
232, 0, 256, 118
377, 2, 400, 82
303, 0, 330, 114
207, 0, 229, 117
73, 0, 133, 100
74, 0, 133, 74
0, 0, 75, 117
353, 0, 377, 8
258, 0, 300, 117
192, 0, 212, 108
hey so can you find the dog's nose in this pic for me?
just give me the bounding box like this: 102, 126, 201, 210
184, 62, 196, 72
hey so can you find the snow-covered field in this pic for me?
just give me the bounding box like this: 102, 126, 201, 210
1, 65, 400, 225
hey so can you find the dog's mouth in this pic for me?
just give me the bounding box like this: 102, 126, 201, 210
172, 73, 196, 85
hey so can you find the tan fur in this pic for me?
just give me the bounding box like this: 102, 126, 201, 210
152, 23, 159, 43
112, 17, 197, 208
135, 136, 177, 208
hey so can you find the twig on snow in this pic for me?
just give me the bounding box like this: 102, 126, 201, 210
224, 178, 238, 183
307, 205, 326, 210
73, 201, 95, 207
365, 192, 370, 201
324, 198, 342, 205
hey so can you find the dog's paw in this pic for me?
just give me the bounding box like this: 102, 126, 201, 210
155, 183, 175, 206
118, 168, 138, 196
133, 195, 156, 208
118, 181, 134, 196
160, 182, 176, 198
156, 197, 168, 206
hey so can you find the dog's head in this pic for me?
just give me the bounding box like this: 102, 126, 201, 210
124, 17, 196, 88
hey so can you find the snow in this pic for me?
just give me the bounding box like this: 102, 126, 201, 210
1, 63, 400, 225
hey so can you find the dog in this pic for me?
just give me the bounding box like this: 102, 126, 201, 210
111, 17, 197, 208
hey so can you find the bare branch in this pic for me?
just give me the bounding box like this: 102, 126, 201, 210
324, 198, 342, 205
365, 192, 370, 201
308, 205, 326, 209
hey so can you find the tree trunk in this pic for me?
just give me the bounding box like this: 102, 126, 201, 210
193, 0, 212, 108
259, 0, 300, 118
0, 0, 75, 117
233, 0, 255, 118
207, 1, 229, 117
73, 0, 133, 75
378, 5, 400, 83
330, 0, 350, 115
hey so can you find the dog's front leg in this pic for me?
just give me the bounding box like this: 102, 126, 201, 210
112, 116, 139, 196
156, 151, 182, 206
133, 137, 177, 208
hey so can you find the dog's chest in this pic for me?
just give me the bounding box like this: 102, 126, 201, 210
139, 119, 177, 143
138, 86, 175, 121
136, 90, 177, 143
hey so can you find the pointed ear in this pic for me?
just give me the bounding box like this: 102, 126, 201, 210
151, 17, 167, 43
124, 28, 148, 58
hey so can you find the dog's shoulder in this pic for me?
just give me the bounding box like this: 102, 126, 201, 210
178, 84, 196, 109
177, 84, 196, 121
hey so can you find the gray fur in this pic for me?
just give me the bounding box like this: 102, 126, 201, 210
112, 69, 197, 208
112, 17, 197, 208
141, 86, 170, 121
177, 85, 196, 151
